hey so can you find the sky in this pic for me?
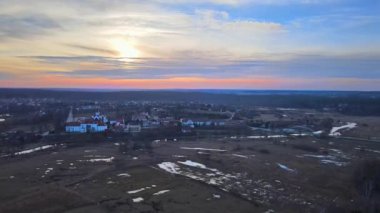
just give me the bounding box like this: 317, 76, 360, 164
0, 0, 379, 90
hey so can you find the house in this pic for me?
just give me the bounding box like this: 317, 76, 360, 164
125, 122, 142, 133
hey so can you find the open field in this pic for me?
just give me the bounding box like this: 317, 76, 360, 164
1, 134, 379, 213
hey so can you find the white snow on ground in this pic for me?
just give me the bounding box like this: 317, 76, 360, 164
268, 135, 287, 138
158, 162, 180, 174
320, 160, 347, 167
246, 136, 266, 139
302, 153, 349, 166
153, 190, 170, 195
173, 155, 186, 158
213, 194, 221, 199
178, 160, 207, 169
0, 118, 5, 122
329, 122, 357, 136
132, 197, 144, 203
232, 154, 249, 159
128, 188, 146, 194
303, 154, 335, 159
14, 145, 54, 155
246, 135, 288, 139
277, 163, 295, 172
117, 173, 131, 177
84, 155, 106, 158
80, 157, 114, 163
158, 161, 233, 188
157, 161, 307, 206
177, 160, 219, 172
128, 185, 156, 194
44, 168, 53, 175
277, 107, 296, 111
313, 130, 323, 135
290, 133, 309, 137
329, 149, 351, 159
133, 157, 138, 160
180, 147, 227, 152
355, 147, 380, 154
197, 151, 209, 155
246, 134, 309, 139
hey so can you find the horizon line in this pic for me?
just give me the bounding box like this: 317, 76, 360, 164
0, 87, 379, 93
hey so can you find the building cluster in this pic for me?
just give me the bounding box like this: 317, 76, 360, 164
65, 108, 178, 133
64, 105, 233, 134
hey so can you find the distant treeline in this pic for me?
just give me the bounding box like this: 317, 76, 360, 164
1, 89, 380, 116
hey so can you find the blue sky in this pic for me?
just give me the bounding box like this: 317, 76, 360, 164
0, 0, 379, 90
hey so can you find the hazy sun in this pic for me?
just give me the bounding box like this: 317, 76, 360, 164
112, 39, 139, 60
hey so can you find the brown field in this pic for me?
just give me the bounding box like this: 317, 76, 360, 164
1, 130, 380, 213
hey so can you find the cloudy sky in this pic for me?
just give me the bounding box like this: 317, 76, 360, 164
0, 0, 379, 90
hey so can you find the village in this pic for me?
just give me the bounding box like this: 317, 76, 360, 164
1, 96, 377, 156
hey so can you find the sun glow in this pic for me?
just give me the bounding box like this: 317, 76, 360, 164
111, 39, 139, 59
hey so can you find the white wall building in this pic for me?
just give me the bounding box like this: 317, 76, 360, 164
66, 123, 107, 133
65, 110, 108, 133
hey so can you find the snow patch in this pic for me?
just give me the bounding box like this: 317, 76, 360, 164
213, 194, 221, 199
173, 155, 186, 158
14, 145, 54, 155
232, 154, 248, 159
355, 147, 380, 154
320, 160, 347, 167
117, 173, 131, 177
157, 162, 180, 174
128, 188, 146, 194
330, 122, 357, 136
180, 147, 227, 152
132, 197, 144, 203
277, 163, 295, 172
44, 168, 53, 175
153, 190, 170, 195
80, 157, 114, 163
178, 160, 207, 169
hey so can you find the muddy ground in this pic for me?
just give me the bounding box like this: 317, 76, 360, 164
0, 134, 379, 213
